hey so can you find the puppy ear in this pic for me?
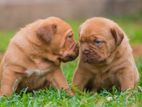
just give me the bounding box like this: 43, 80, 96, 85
110, 26, 124, 46
36, 24, 57, 43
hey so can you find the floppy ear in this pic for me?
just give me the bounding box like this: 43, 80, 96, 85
110, 26, 124, 46
36, 24, 57, 43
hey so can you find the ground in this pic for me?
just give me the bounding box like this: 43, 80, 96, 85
0, 16, 142, 107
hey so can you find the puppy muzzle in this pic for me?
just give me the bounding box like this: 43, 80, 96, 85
82, 49, 103, 64
60, 43, 79, 62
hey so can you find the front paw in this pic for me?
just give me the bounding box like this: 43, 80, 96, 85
65, 88, 75, 96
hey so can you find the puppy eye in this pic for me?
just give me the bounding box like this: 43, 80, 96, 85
67, 34, 73, 38
66, 31, 73, 39
93, 39, 103, 45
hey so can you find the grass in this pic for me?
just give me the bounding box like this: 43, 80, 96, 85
0, 16, 142, 107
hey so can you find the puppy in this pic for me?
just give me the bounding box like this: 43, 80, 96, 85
73, 17, 139, 92
0, 17, 79, 96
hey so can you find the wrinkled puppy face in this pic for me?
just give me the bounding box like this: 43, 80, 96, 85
58, 30, 79, 62
36, 17, 79, 62
79, 18, 124, 64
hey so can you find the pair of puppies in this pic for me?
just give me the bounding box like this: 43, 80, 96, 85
0, 17, 139, 97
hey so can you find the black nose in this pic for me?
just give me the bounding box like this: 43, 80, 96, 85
83, 49, 90, 54
68, 55, 75, 60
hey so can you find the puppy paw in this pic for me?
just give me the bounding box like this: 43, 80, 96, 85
65, 88, 75, 96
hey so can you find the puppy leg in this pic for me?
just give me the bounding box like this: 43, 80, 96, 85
47, 69, 74, 96
117, 71, 135, 91
73, 69, 92, 91
0, 70, 21, 97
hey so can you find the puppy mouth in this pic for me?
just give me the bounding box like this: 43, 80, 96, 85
59, 43, 79, 62
62, 55, 77, 62
83, 57, 102, 64
83, 58, 94, 63
82, 52, 104, 64
82, 54, 95, 63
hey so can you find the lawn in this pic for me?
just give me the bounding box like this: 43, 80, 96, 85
0, 16, 142, 107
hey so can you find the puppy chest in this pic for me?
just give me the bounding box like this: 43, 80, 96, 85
93, 73, 119, 89
25, 68, 50, 77
17, 75, 48, 91
25, 61, 55, 77
18, 67, 53, 90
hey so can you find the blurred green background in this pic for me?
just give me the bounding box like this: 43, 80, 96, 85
1, 15, 142, 52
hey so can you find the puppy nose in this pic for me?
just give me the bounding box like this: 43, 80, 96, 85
83, 49, 90, 54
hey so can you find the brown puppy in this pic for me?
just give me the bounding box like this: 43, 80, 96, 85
73, 17, 139, 92
0, 17, 79, 96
